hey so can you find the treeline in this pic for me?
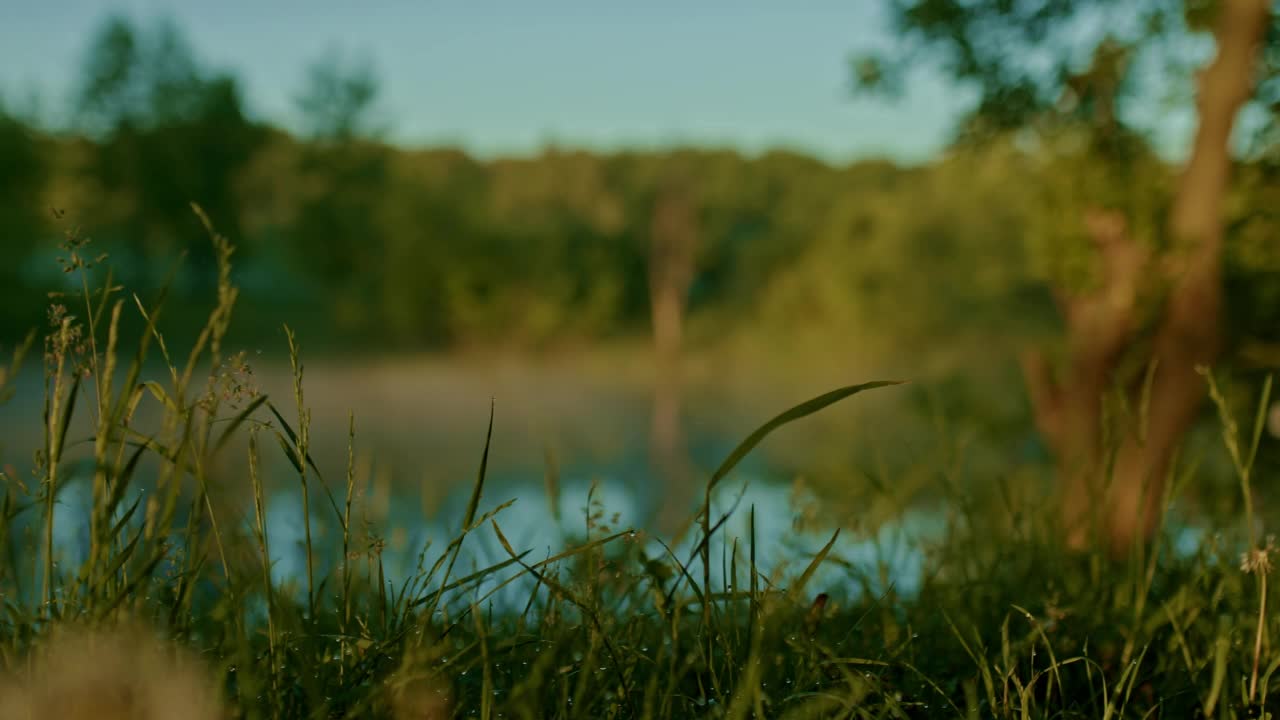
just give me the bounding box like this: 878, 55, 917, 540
2, 15, 1280, 359
0, 128, 1034, 350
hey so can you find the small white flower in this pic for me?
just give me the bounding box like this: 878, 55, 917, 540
1241, 535, 1276, 576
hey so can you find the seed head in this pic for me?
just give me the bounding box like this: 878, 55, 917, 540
1241, 535, 1276, 576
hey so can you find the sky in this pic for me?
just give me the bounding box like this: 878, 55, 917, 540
0, 0, 980, 164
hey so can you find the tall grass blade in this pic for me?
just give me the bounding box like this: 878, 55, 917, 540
425, 399, 494, 623
708, 380, 903, 492
789, 528, 840, 600
214, 394, 268, 455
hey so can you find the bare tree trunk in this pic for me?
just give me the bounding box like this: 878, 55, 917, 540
648, 179, 698, 535
1024, 0, 1272, 554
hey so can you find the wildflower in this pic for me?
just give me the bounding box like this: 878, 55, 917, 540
1240, 535, 1276, 575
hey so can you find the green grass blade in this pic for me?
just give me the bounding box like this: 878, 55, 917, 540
462, 399, 496, 530
266, 399, 324, 478
54, 374, 82, 467
709, 380, 903, 492
425, 400, 495, 622
789, 528, 840, 601
213, 394, 269, 455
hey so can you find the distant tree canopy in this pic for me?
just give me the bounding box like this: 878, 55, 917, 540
73, 15, 266, 289
7, 129, 1061, 354
0, 104, 47, 286
295, 50, 383, 144
2, 8, 1278, 379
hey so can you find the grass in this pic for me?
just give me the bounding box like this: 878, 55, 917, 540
0, 208, 1279, 719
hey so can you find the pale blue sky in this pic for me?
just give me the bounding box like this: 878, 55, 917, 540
0, 0, 981, 163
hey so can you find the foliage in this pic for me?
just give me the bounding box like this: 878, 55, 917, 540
71, 15, 267, 290
0, 103, 48, 285
295, 49, 383, 143
854, 0, 1280, 331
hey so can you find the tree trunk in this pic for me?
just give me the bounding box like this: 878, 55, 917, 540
1024, 0, 1272, 554
648, 179, 698, 535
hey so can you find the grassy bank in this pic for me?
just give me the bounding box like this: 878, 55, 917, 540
1, 216, 1277, 719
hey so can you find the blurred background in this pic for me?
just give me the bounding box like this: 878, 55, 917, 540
1, 1, 1279, 553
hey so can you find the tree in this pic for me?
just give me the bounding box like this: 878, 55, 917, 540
858, 0, 1275, 553
75, 16, 265, 289
289, 50, 391, 334
295, 50, 382, 144
0, 104, 50, 339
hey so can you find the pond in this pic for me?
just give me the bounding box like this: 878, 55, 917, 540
1, 349, 946, 611
0, 350, 1225, 615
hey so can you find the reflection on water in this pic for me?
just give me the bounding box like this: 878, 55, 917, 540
30, 449, 1230, 617
258, 472, 940, 613
4, 352, 933, 613
37, 463, 938, 612
4, 355, 1230, 617
5, 390, 924, 623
